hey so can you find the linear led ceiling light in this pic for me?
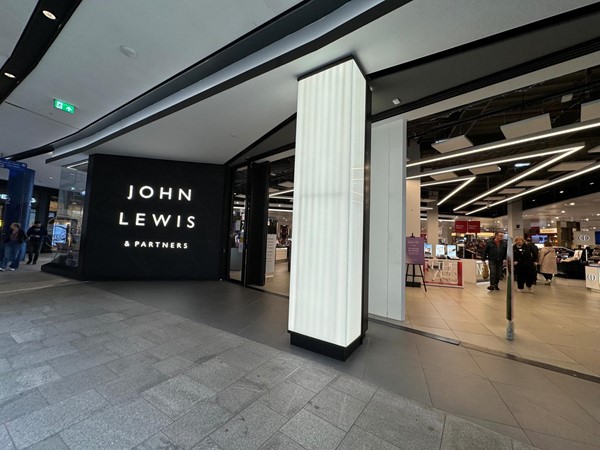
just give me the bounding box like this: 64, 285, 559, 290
454, 143, 584, 211
406, 118, 600, 168
269, 189, 293, 197
466, 160, 600, 215
407, 145, 580, 180
438, 177, 476, 206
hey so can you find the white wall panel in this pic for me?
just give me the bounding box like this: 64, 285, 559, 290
369, 120, 406, 321
289, 59, 366, 347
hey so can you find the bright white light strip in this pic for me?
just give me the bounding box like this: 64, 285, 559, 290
438, 177, 475, 206
269, 189, 294, 197
453, 144, 584, 210
66, 160, 89, 169
289, 59, 365, 347
407, 118, 600, 168
466, 161, 600, 215
407, 145, 579, 180
420, 176, 475, 187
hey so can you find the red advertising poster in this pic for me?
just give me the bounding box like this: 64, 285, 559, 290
467, 221, 480, 233
406, 236, 425, 265
455, 221, 467, 233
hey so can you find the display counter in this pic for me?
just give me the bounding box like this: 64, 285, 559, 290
585, 265, 600, 292
557, 261, 586, 279
275, 247, 288, 261
424, 259, 463, 288
461, 259, 487, 284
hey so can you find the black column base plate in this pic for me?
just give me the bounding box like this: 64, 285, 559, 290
289, 331, 363, 361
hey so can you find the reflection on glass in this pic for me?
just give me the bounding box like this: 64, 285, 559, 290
229, 167, 247, 281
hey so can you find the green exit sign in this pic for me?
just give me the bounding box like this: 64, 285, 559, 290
53, 99, 76, 114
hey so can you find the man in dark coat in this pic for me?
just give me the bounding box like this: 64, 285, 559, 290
482, 231, 507, 291
26, 221, 48, 265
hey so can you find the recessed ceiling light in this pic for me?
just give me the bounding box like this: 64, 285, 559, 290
42, 10, 56, 20
591, 182, 595, 185
392, 98, 401, 105
569, 202, 575, 205
49, 176, 54, 180
514, 162, 530, 168
119, 45, 138, 58
4, 72, 16, 79
559, 190, 564, 194
561, 210, 565, 213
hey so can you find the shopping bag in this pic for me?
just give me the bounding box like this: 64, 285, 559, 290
482, 263, 490, 279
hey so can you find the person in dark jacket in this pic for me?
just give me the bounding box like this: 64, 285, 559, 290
26, 221, 48, 265
525, 238, 539, 284
514, 236, 536, 293
482, 231, 507, 291
0, 222, 28, 271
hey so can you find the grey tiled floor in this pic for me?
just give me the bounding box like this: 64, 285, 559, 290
0, 270, 598, 449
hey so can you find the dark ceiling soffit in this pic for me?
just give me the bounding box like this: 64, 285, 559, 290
368, 2, 600, 81
225, 114, 297, 167
371, 37, 600, 124
0, 0, 82, 104
44, 0, 414, 164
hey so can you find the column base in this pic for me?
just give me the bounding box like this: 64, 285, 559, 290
289, 331, 363, 361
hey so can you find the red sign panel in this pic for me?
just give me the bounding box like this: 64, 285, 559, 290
467, 221, 480, 233
455, 221, 467, 233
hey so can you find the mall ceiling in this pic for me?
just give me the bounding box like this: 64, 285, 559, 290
1, 0, 600, 218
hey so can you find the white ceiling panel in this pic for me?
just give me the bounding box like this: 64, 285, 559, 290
431, 135, 472, 153
500, 113, 552, 139
548, 161, 595, 171
469, 165, 501, 175
581, 98, 600, 121
498, 188, 526, 194
0, 103, 78, 155
431, 173, 458, 181
516, 180, 550, 187
0, 0, 37, 64
6, 0, 302, 130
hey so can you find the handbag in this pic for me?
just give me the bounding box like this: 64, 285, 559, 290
482, 263, 489, 279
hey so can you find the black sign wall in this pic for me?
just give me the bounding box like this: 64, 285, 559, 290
80, 154, 227, 279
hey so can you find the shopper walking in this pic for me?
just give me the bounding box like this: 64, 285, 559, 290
538, 241, 558, 285
482, 231, 507, 291
0, 223, 28, 271
26, 221, 47, 265
513, 236, 536, 292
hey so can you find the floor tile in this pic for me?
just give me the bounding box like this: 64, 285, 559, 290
192, 437, 224, 449
25, 435, 69, 450
210, 401, 287, 450
245, 355, 303, 389
0, 365, 61, 401
454, 414, 532, 445
186, 358, 247, 392
60, 398, 171, 450
494, 382, 600, 445
259, 380, 315, 419
327, 375, 377, 403
304, 386, 366, 431
95, 366, 168, 405
355, 389, 445, 449
217, 346, 273, 372
142, 375, 215, 419
258, 432, 303, 450
424, 368, 519, 426
283, 362, 337, 393
49, 349, 119, 377
103, 335, 155, 357
6, 389, 108, 449
38, 365, 117, 404
440, 415, 513, 450
0, 389, 49, 424
162, 398, 232, 448
337, 426, 401, 450
8, 343, 78, 370
105, 351, 161, 375
0, 358, 10, 375
524, 429, 600, 450
280, 409, 345, 450
135, 431, 184, 449
0, 425, 15, 450
217, 379, 268, 415
154, 355, 195, 377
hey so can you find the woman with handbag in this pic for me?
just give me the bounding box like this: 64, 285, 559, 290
513, 236, 536, 293
538, 241, 558, 285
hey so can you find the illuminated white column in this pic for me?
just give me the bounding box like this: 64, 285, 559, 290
369, 119, 406, 321
289, 59, 366, 359
406, 180, 421, 236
